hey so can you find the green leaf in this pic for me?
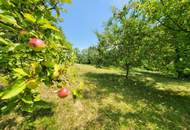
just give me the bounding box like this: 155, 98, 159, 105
0, 92, 3, 97
0, 98, 18, 114
22, 95, 33, 104
34, 101, 51, 109
0, 37, 9, 45
26, 79, 38, 89
33, 0, 41, 3
40, 24, 60, 32
0, 14, 21, 28
0, 74, 8, 87
56, 7, 61, 17
29, 30, 39, 37
33, 94, 40, 102
41, 61, 54, 68
13, 68, 29, 79
62, 0, 72, 4
14, 12, 27, 27
72, 89, 83, 98
52, 64, 60, 79
0, 37, 14, 46
1, 80, 27, 100
0, 32, 5, 36
37, 18, 50, 24
0, 23, 16, 32
23, 13, 36, 23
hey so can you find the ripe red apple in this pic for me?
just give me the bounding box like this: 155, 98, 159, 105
29, 38, 45, 48
57, 88, 70, 98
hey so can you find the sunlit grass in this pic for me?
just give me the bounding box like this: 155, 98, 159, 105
72, 64, 190, 130
1, 64, 190, 129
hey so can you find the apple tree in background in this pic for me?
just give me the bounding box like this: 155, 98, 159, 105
96, 6, 148, 78
135, 0, 190, 78
0, 0, 75, 114
95, 0, 190, 78
75, 46, 99, 65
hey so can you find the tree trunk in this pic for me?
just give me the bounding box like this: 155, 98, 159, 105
172, 33, 184, 79
125, 63, 130, 78
174, 47, 183, 79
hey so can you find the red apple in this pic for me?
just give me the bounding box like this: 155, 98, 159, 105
57, 88, 70, 98
29, 38, 45, 48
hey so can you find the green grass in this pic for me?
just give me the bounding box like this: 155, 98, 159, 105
1, 64, 190, 130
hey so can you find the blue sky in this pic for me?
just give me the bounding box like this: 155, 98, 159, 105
61, 0, 128, 49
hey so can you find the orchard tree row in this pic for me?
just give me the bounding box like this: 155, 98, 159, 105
76, 0, 190, 79
0, 0, 76, 114
75, 46, 99, 65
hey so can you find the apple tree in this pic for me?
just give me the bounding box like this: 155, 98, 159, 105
96, 6, 148, 78
0, 0, 75, 114
135, 0, 190, 78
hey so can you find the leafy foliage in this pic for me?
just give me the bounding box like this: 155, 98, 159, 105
75, 46, 99, 65
96, 6, 148, 77
95, 0, 190, 78
0, 0, 75, 114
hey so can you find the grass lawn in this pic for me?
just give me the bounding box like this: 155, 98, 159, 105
1, 64, 190, 130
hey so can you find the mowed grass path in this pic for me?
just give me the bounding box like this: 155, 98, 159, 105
1, 64, 190, 130
73, 64, 190, 130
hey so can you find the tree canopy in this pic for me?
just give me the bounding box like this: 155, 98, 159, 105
78, 0, 190, 78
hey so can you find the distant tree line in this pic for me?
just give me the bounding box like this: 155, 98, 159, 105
74, 46, 99, 65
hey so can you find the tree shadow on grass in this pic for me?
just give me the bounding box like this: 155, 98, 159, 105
82, 72, 190, 129
0, 118, 17, 130
134, 69, 190, 83
0, 101, 54, 130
